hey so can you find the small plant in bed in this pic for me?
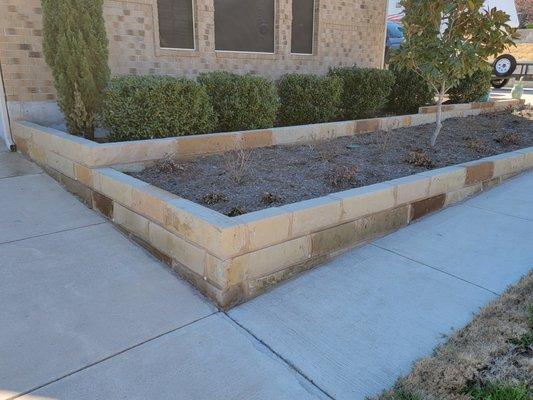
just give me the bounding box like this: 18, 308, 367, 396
405, 149, 435, 168
496, 133, 523, 147
326, 165, 359, 189
261, 192, 283, 206
466, 138, 491, 155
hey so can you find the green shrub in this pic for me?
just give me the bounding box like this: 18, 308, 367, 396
42, 0, 110, 140
328, 66, 395, 120
198, 71, 279, 132
448, 67, 492, 104
101, 75, 217, 142
387, 64, 435, 115
277, 74, 342, 126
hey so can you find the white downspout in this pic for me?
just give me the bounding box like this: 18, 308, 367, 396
381, 0, 390, 69
0, 60, 15, 151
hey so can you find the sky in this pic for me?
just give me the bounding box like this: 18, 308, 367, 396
387, 0, 520, 27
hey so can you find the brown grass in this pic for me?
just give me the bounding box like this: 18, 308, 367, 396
377, 272, 533, 400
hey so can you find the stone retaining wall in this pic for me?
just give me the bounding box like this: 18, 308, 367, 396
11, 99, 532, 308
13, 99, 523, 169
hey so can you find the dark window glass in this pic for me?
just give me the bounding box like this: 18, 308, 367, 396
157, 0, 194, 49
214, 0, 275, 53
291, 0, 314, 54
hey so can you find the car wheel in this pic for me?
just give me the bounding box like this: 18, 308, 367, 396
493, 54, 517, 77
491, 78, 509, 89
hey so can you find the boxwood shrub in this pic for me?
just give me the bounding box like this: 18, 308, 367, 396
101, 75, 217, 142
328, 66, 395, 120
387, 64, 435, 115
277, 73, 342, 126
198, 71, 279, 132
448, 67, 492, 104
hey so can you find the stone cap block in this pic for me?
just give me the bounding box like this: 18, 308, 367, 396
272, 123, 321, 145
387, 174, 431, 205
234, 207, 291, 251
483, 151, 527, 178
517, 147, 533, 169
281, 196, 343, 237
176, 131, 241, 156
164, 198, 247, 259
131, 182, 180, 224
462, 160, 495, 185
91, 138, 177, 167
330, 182, 396, 222
93, 168, 150, 208
420, 166, 467, 195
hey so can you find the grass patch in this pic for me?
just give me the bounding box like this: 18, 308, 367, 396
465, 382, 531, 400
375, 272, 533, 400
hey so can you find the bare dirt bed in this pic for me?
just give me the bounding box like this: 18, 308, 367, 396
376, 272, 533, 400
130, 108, 533, 216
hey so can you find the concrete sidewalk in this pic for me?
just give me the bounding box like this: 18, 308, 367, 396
1, 148, 532, 400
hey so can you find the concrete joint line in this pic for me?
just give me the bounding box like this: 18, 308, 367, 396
224, 312, 337, 400
371, 243, 500, 296
6, 312, 218, 400
463, 204, 533, 222
0, 172, 43, 181
0, 221, 107, 246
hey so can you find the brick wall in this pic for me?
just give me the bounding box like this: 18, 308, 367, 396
0, 0, 387, 105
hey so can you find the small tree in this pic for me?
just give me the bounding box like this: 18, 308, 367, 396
42, 0, 110, 140
394, 0, 518, 147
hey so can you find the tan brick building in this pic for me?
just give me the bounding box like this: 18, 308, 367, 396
0, 0, 387, 143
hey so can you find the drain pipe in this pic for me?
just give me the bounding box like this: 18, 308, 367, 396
0, 59, 15, 151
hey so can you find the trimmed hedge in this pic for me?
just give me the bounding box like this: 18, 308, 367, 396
387, 64, 435, 115
328, 66, 395, 120
448, 67, 492, 104
101, 75, 217, 142
198, 71, 279, 132
277, 74, 342, 126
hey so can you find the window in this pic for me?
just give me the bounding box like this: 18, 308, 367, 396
214, 0, 275, 53
157, 0, 195, 50
291, 0, 314, 54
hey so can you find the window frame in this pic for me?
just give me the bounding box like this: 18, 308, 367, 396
213, 0, 277, 55
155, 0, 197, 52
290, 0, 317, 56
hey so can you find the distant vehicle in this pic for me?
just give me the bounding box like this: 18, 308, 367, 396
491, 54, 533, 88
386, 22, 404, 51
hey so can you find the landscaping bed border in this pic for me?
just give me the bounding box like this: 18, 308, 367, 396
11, 99, 532, 308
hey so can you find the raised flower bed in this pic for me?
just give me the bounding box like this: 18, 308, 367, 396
12, 99, 532, 308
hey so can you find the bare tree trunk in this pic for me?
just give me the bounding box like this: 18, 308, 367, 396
430, 86, 446, 147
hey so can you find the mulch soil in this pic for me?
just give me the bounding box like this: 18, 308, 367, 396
130, 107, 533, 216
